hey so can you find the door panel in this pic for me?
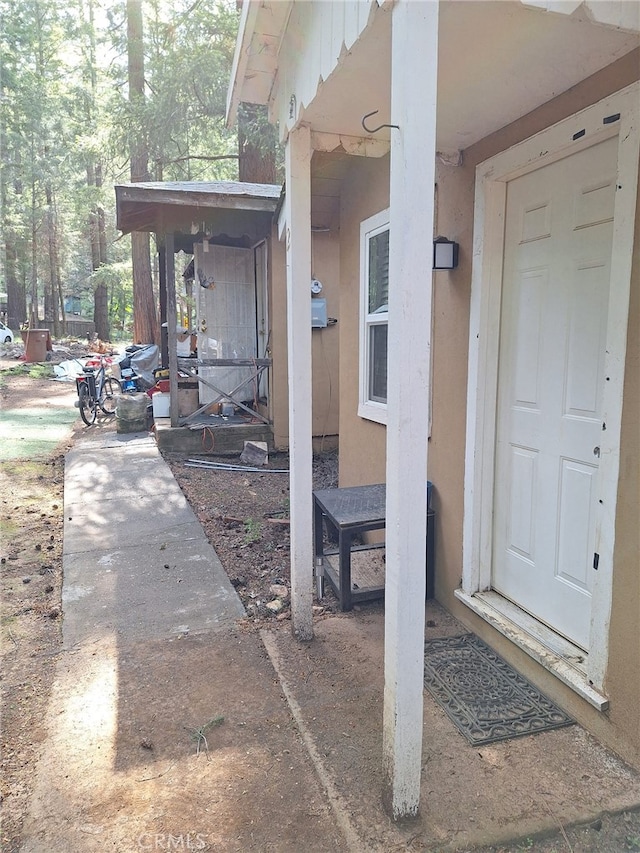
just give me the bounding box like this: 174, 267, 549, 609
196, 245, 257, 406
493, 136, 616, 649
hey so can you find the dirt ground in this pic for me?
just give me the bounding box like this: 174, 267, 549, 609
2, 362, 640, 852
164, 450, 340, 626
0, 365, 82, 850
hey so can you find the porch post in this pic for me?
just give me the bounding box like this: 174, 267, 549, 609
164, 231, 179, 427
158, 239, 168, 369
382, 0, 439, 819
285, 124, 314, 641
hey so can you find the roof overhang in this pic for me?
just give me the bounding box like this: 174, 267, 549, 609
226, 0, 292, 126
115, 181, 282, 252
226, 1, 639, 154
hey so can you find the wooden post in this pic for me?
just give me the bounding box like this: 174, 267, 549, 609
285, 124, 314, 641
382, 0, 439, 819
165, 231, 179, 427
158, 239, 168, 368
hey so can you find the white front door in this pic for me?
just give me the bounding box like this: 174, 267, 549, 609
493, 136, 617, 650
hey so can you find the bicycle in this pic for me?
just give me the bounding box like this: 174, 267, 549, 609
75, 355, 122, 426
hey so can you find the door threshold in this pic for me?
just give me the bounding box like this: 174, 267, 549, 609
454, 589, 609, 711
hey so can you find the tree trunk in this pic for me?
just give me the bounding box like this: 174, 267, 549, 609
4, 240, 26, 330
238, 104, 278, 184
44, 179, 63, 336
131, 231, 156, 343
30, 166, 38, 327
127, 0, 157, 344
88, 161, 110, 340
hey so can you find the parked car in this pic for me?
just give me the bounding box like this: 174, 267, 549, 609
0, 321, 14, 344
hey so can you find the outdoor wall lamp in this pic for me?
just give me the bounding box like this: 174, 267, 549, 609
433, 236, 459, 270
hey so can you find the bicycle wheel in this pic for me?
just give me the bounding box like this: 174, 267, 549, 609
99, 377, 122, 415
78, 383, 97, 425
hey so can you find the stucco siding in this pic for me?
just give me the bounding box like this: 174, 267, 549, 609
606, 176, 640, 763
269, 226, 341, 450
269, 231, 289, 449
311, 231, 340, 444
338, 155, 389, 488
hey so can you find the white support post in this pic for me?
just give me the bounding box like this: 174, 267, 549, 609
285, 124, 314, 641
382, 0, 439, 820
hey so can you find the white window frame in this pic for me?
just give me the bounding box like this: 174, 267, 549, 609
358, 208, 390, 425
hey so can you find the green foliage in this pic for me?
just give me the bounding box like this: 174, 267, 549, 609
107, 0, 241, 183
1, 0, 267, 336
1, 363, 55, 379
243, 517, 262, 545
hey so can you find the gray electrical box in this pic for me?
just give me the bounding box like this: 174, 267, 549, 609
311, 298, 327, 328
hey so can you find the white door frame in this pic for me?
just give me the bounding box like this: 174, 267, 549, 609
461, 83, 640, 696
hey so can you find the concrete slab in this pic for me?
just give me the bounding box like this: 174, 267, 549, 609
62, 536, 244, 648
64, 454, 180, 502
63, 492, 201, 553
265, 605, 640, 851
154, 418, 273, 454
72, 431, 155, 452
62, 436, 244, 648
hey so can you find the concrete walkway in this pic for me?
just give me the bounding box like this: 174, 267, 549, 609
61, 432, 244, 648
20, 432, 345, 853
19, 430, 640, 852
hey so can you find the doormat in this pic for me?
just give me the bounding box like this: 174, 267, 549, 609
423, 634, 574, 746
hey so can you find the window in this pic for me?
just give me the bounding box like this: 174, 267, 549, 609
359, 209, 389, 424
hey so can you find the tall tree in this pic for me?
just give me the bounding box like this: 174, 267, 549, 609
1, 0, 282, 345
127, 0, 157, 344
77, 0, 110, 339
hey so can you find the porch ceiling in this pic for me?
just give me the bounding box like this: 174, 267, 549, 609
238, 1, 639, 155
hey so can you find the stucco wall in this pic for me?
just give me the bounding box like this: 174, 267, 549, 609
268, 225, 341, 450
269, 231, 289, 449
338, 155, 390, 487
606, 182, 640, 761
311, 231, 340, 446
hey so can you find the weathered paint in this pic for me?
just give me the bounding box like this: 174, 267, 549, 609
381, 0, 438, 819
285, 125, 314, 642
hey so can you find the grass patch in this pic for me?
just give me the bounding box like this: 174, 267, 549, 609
1, 363, 55, 379
243, 517, 262, 544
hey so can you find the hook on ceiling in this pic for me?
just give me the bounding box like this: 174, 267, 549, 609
361, 110, 399, 135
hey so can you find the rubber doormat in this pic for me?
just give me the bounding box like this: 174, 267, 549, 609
423, 634, 574, 746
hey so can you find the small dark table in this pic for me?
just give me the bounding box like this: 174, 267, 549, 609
313, 484, 435, 611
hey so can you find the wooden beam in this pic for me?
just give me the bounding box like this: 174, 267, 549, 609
165, 232, 179, 427
382, 0, 438, 821
180, 358, 272, 368
285, 124, 314, 642
158, 241, 168, 368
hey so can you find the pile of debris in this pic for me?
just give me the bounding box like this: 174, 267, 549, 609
0, 336, 118, 365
